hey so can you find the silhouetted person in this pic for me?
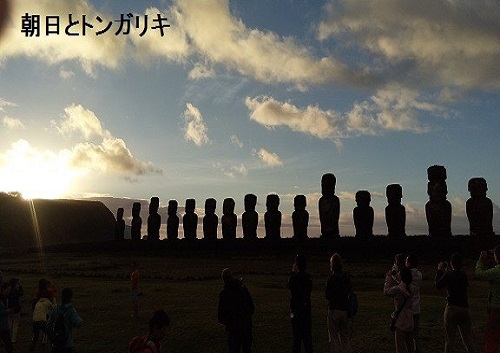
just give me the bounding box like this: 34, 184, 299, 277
115, 208, 125, 240
131, 202, 142, 241
265, 194, 281, 239
0, 282, 12, 353
129, 309, 170, 353
288, 254, 313, 353
203, 198, 218, 240
292, 195, 309, 240
353, 190, 374, 239
183, 199, 198, 240
222, 198, 237, 240
385, 184, 406, 237
147, 197, 161, 241
218, 268, 254, 353
426, 165, 452, 238
167, 200, 179, 240
466, 177, 494, 238
242, 194, 258, 239
319, 173, 340, 239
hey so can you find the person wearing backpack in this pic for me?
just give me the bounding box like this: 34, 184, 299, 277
30, 294, 55, 353
129, 309, 170, 353
46, 288, 83, 353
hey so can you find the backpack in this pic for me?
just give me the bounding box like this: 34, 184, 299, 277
347, 289, 358, 318
47, 306, 68, 346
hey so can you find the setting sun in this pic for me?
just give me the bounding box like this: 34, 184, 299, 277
0, 139, 79, 199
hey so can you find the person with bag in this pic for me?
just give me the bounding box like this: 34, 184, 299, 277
30, 294, 55, 353
325, 253, 351, 353
129, 309, 170, 353
288, 254, 313, 353
384, 267, 414, 353
46, 288, 83, 353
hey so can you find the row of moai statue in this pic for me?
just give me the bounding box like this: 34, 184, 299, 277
114, 167, 494, 240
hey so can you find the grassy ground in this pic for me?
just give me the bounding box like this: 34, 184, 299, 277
0, 249, 492, 353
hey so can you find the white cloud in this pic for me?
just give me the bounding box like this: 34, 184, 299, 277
188, 62, 216, 80
183, 103, 210, 146
214, 162, 248, 178
318, 0, 500, 89
59, 68, 75, 79
230, 134, 243, 148
0, 98, 17, 112
256, 148, 283, 167
2, 116, 25, 129
56, 104, 111, 140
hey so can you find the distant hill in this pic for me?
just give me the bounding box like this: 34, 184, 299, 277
0, 194, 115, 248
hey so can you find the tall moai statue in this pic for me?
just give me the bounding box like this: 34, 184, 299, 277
319, 173, 340, 238
425, 165, 452, 238
114, 207, 125, 240
131, 202, 142, 240
222, 198, 237, 240
242, 194, 258, 239
466, 177, 494, 238
353, 190, 374, 239
183, 198, 198, 240
385, 184, 406, 237
264, 194, 281, 239
167, 199, 179, 240
203, 198, 218, 240
147, 196, 161, 241
292, 195, 309, 239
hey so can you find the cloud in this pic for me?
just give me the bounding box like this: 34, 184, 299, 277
246, 87, 437, 143
0, 0, 128, 75
214, 162, 248, 178
230, 134, 243, 148
317, 0, 500, 89
2, 116, 24, 129
59, 68, 75, 79
0, 98, 16, 112
56, 104, 111, 140
183, 103, 210, 146
256, 148, 283, 167
188, 62, 216, 80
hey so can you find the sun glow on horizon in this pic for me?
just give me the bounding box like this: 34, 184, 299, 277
0, 139, 81, 199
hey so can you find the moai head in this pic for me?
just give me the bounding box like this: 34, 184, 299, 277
427, 165, 447, 182
223, 198, 235, 215
355, 190, 371, 207
132, 202, 141, 218
205, 198, 217, 215
386, 184, 403, 205
468, 177, 487, 198
428, 181, 448, 202
321, 173, 336, 197
244, 194, 257, 212
116, 208, 124, 221
294, 195, 307, 211
266, 194, 280, 212
168, 200, 178, 216
149, 197, 160, 214
185, 199, 196, 214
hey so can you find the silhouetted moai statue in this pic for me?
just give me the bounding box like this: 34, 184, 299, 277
114, 207, 125, 240
131, 202, 142, 240
167, 200, 179, 240
183, 198, 198, 240
242, 194, 258, 239
425, 165, 452, 238
319, 173, 340, 239
466, 177, 494, 238
292, 195, 309, 239
222, 198, 237, 240
264, 194, 281, 239
203, 198, 218, 240
147, 196, 161, 241
385, 184, 406, 237
353, 190, 374, 239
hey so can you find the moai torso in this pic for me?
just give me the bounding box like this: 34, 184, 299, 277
183, 199, 198, 240
292, 195, 309, 239
131, 202, 142, 240
425, 166, 452, 238
385, 184, 406, 237
353, 190, 374, 239
319, 173, 340, 238
242, 194, 258, 239
264, 194, 281, 239
203, 198, 218, 240
147, 197, 161, 241
115, 207, 125, 240
222, 198, 237, 240
466, 177, 494, 237
167, 200, 179, 240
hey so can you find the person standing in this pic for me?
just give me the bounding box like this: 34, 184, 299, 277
30, 294, 55, 353
384, 267, 414, 353
0, 283, 12, 353
47, 288, 83, 353
406, 254, 423, 353
475, 246, 500, 353
7, 278, 23, 343
435, 253, 477, 353
288, 254, 313, 353
129, 309, 171, 353
131, 262, 141, 320
218, 268, 255, 353
325, 253, 351, 353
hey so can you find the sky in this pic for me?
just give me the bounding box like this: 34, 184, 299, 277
0, 0, 499, 237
